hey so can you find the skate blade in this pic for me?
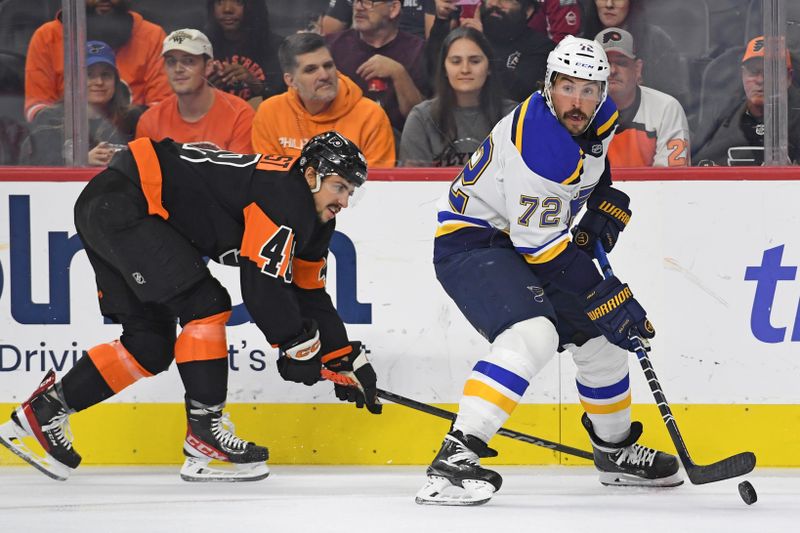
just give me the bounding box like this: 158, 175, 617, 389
599, 470, 684, 488
180, 457, 270, 482
0, 419, 71, 481
414, 476, 495, 506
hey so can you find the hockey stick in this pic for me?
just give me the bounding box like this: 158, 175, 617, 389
320, 368, 593, 460
593, 242, 756, 484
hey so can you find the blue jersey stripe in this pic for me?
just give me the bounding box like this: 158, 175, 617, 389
437, 211, 493, 228
576, 374, 630, 400
514, 229, 569, 254
473, 361, 529, 397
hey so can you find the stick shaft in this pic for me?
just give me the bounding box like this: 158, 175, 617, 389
376, 388, 594, 461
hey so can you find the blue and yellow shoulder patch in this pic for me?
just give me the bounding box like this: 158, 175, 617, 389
510, 93, 584, 186
592, 97, 618, 141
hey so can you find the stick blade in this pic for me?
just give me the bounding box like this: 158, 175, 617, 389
685, 451, 756, 485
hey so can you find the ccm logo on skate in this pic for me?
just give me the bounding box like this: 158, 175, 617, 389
0, 195, 372, 325
186, 434, 228, 461
745, 244, 800, 343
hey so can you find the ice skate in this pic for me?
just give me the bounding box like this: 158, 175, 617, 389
582, 413, 683, 487
0, 370, 81, 481
415, 430, 503, 506
180, 397, 269, 482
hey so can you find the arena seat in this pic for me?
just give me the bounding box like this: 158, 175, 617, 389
0, 0, 61, 56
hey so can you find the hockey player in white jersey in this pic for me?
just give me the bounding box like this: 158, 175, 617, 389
416, 36, 682, 506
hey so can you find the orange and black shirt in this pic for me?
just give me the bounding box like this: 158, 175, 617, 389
108, 137, 347, 352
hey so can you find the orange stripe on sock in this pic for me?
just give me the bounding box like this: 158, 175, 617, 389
128, 137, 169, 219
175, 311, 231, 364
463, 379, 518, 415
87, 340, 153, 394
580, 393, 632, 415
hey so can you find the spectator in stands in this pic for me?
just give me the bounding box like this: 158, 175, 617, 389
326, 0, 428, 134
431, 0, 580, 43
693, 36, 800, 166
582, 0, 686, 107
20, 41, 143, 166
204, 0, 286, 106
427, 0, 555, 103
136, 29, 255, 153
529, 0, 581, 43
321, 0, 432, 39
596, 28, 690, 167
24, 0, 171, 122
400, 26, 515, 166
252, 33, 395, 167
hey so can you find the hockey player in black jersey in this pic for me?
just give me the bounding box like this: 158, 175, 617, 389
0, 131, 381, 482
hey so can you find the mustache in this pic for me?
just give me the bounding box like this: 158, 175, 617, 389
562, 110, 588, 121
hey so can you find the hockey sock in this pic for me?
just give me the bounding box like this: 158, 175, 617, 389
59, 351, 120, 412
175, 311, 231, 406
570, 337, 632, 443
454, 318, 556, 443
454, 349, 534, 443
178, 359, 228, 406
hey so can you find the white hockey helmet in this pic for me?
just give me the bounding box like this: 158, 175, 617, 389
543, 35, 610, 132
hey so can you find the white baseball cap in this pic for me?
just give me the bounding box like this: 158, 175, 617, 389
162, 28, 213, 57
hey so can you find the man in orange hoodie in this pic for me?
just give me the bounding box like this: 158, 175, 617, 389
252, 32, 395, 168
24, 0, 171, 122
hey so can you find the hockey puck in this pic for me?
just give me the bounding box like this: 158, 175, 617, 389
738, 480, 757, 505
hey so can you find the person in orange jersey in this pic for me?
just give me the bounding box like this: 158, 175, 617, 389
0, 132, 381, 484
136, 29, 255, 153
24, 0, 171, 122
252, 32, 396, 168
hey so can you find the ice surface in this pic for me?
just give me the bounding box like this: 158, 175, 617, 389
1, 466, 797, 532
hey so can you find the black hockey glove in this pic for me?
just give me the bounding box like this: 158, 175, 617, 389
583, 276, 655, 352
276, 319, 322, 386
573, 187, 631, 254
323, 341, 382, 414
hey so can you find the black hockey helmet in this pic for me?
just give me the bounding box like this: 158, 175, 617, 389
296, 131, 368, 189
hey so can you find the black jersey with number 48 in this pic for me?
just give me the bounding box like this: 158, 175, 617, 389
108, 137, 348, 354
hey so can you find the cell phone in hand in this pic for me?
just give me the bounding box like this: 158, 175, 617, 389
455, 0, 481, 5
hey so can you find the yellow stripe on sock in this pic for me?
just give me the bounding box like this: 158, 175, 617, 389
580, 393, 632, 414
463, 379, 518, 415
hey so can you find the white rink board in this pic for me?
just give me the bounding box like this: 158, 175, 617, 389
0, 180, 797, 404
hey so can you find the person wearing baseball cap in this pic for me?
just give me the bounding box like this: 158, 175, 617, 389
595, 27, 690, 167
135, 29, 255, 153
21, 40, 143, 166
694, 35, 800, 166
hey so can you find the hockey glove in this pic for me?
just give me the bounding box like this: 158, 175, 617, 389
573, 187, 631, 254
276, 319, 322, 386
583, 276, 655, 352
323, 341, 382, 414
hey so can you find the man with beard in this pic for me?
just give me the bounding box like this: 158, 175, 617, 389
136, 29, 256, 153
24, 0, 171, 122
427, 0, 555, 103
325, 0, 429, 133
415, 35, 680, 506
